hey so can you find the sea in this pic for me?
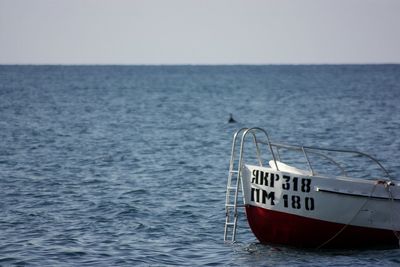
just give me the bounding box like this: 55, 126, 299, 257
1, 65, 400, 266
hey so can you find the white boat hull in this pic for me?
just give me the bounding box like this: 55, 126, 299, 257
241, 164, 400, 248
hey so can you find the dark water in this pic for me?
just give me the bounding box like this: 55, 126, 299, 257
1, 65, 400, 266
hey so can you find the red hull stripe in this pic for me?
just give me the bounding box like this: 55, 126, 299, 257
245, 205, 399, 248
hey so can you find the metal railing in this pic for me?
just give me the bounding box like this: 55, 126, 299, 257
245, 127, 392, 179
268, 142, 392, 180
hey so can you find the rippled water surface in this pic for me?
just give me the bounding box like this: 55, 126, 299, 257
1, 65, 400, 266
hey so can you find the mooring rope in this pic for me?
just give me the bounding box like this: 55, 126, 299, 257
316, 183, 378, 249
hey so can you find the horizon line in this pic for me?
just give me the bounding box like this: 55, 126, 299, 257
1, 62, 400, 66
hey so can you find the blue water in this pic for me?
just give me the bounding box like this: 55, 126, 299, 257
1, 65, 400, 266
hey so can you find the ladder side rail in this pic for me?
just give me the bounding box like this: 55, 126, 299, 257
224, 128, 248, 242
231, 130, 248, 241
231, 129, 258, 241
230, 128, 276, 241
226, 128, 248, 193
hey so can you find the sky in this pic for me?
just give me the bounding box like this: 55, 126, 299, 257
0, 0, 400, 65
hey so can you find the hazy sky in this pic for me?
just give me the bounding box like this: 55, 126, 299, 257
1, 0, 399, 64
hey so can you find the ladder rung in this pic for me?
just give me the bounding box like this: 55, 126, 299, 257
227, 186, 242, 189
229, 170, 239, 173
225, 222, 235, 226
226, 204, 245, 207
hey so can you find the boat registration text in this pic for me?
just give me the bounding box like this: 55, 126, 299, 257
250, 169, 315, 211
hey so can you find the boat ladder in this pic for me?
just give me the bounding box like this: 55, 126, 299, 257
223, 128, 245, 243
223, 127, 276, 243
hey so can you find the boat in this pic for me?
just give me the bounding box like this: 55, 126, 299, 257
224, 127, 400, 249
